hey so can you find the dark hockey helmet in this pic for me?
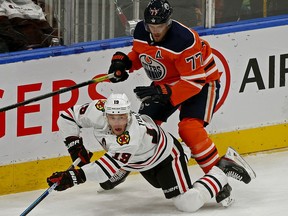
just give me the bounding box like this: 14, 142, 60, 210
144, 0, 173, 25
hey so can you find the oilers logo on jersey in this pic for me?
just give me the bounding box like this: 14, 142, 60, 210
140, 54, 166, 81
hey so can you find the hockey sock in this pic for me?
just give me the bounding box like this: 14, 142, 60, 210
179, 118, 219, 173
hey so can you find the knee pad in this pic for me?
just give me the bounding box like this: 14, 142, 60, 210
172, 189, 205, 212
178, 118, 219, 173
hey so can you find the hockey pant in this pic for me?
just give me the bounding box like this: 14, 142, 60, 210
140, 136, 193, 199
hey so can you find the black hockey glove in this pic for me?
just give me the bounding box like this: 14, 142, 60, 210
108, 51, 132, 83
64, 136, 93, 167
47, 168, 86, 191
134, 84, 172, 104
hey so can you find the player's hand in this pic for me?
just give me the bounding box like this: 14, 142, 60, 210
134, 84, 172, 103
108, 51, 132, 83
65, 136, 93, 167
47, 169, 86, 191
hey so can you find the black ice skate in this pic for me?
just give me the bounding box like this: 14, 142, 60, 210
217, 147, 256, 184
216, 183, 234, 207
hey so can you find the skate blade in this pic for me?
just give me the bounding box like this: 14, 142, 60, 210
221, 196, 235, 207
225, 147, 256, 180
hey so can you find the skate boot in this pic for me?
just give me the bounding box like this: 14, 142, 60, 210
216, 183, 235, 207
217, 147, 256, 184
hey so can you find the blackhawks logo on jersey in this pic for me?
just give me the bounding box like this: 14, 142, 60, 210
116, 131, 130, 145
95, 100, 106, 112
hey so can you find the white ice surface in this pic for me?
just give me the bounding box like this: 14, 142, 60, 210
1, 149, 288, 216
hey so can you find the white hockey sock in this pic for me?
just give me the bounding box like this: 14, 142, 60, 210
193, 166, 228, 201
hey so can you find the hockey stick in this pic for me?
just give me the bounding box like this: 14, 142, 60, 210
114, 0, 129, 28
0, 73, 114, 113
19, 158, 81, 216
113, 0, 140, 36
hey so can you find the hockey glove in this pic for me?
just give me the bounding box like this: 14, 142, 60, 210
108, 51, 132, 83
47, 168, 86, 191
65, 136, 93, 167
134, 84, 172, 104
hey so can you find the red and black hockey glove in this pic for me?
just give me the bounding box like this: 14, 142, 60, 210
108, 51, 132, 83
47, 168, 86, 191
134, 84, 172, 104
64, 136, 93, 167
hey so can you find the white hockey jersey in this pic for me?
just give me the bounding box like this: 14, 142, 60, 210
58, 99, 176, 183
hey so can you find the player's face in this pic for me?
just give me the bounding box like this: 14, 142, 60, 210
107, 114, 128, 135
147, 23, 169, 42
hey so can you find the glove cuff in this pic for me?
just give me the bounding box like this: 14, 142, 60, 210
72, 168, 86, 184
112, 51, 132, 70
65, 136, 83, 150
159, 84, 172, 96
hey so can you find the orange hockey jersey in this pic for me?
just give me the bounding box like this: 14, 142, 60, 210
128, 20, 220, 106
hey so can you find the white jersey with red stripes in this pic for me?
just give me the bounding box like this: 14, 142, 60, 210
57, 99, 176, 183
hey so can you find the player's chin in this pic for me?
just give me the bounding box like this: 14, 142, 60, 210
113, 128, 125, 136
153, 37, 161, 42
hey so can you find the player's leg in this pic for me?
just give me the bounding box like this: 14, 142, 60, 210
152, 136, 193, 200
151, 136, 228, 212
172, 166, 228, 212
179, 118, 219, 173
179, 80, 220, 174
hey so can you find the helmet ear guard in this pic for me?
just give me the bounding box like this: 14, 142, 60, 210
144, 0, 173, 30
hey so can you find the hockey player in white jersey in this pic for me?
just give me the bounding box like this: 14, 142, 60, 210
47, 93, 255, 212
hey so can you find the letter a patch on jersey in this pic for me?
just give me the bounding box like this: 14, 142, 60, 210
155, 50, 163, 59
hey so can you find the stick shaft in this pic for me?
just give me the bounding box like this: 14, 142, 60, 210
20, 158, 81, 216
0, 74, 113, 113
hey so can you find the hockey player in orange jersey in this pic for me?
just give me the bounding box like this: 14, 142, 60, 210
107, 0, 228, 204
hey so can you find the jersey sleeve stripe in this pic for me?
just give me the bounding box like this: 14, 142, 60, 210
60, 113, 74, 122
104, 153, 122, 169
204, 59, 215, 71
60, 113, 82, 128
97, 154, 120, 176
94, 160, 112, 179
205, 65, 218, 77
125, 127, 168, 170
181, 73, 206, 80
203, 53, 213, 65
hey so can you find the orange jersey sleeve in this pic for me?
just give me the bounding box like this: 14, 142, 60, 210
128, 21, 220, 106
